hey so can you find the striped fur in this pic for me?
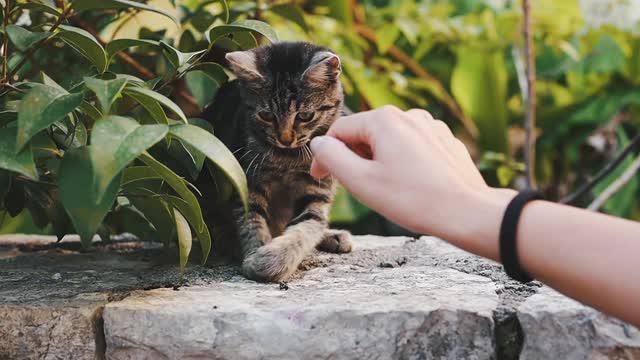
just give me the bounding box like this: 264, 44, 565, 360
201, 42, 353, 282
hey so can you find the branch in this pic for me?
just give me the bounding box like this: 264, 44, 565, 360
353, 24, 479, 139
561, 132, 640, 205
109, 10, 139, 42
72, 17, 198, 108
72, 17, 155, 79
523, 0, 537, 189
587, 155, 640, 211
2, 0, 11, 82
7, 4, 72, 80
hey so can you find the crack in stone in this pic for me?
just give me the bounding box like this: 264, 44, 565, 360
93, 306, 107, 360
43, 312, 61, 359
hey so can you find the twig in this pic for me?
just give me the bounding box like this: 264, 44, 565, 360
523, 0, 537, 189
110, 10, 139, 41
3, 82, 24, 93
354, 24, 479, 139
73, 16, 199, 108
587, 155, 640, 211
561, 133, 640, 205
7, 4, 72, 80
72, 16, 156, 79
2, 0, 11, 83
255, 0, 263, 21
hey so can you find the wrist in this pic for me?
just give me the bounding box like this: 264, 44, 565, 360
449, 187, 516, 262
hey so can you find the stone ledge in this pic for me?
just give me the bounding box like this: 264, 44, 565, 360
518, 287, 640, 359
1, 234, 638, 359
104, 266, 498, 359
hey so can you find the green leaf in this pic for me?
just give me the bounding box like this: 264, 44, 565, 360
451, 46, 509, 153
269, 4, 307, 31
72, 0, 178, 23
138, 152, 206, 232
167, 118, 213, 180
39, 71, 66, 91
0, 111, 17, 127
91, 116, 168, 202
16, 84, 84, 153
123, 86, 187, 123
106, 38, 159, 62
593, 129, 639, 217
376, 23, 400, 53
12, 2, 62, 17
185, 62, 228, 108
207, 19, 278, 46
5, 25, 51, 52
327, 0, 353, 26
342, 61, 408, 109
159, 41, 205, 70
56, 25, 108, 73
164, 195, 211, 264
79, 101, 103, 121
124, 90, 168, 124
59, 147, 121, 247
122, 166, 162, 186
169, 124, 248, 212
496, 165, 516, 187
173, 208, 192, 273
191, 0, 229, 24
582, 34, 625, 74
329, 185, 370, 223
128, 195, 175, 245
84, 77, 127, 114
0, 127, 37, 179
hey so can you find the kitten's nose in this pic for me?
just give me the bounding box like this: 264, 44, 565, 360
279, 132, 295, 146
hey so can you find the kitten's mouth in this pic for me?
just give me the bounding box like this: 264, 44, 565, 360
272, 140, 310, 150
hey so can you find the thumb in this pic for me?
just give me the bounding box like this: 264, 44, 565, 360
310, 136, 372, 184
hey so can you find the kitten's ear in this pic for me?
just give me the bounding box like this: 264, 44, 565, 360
303, 51, 341, 87
225, 51, 263, 81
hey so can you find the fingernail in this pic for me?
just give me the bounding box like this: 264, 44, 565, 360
310, 136, 327, 152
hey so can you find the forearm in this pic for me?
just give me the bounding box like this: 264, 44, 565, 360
443, 192, 640, 327
517, 201, 640, 326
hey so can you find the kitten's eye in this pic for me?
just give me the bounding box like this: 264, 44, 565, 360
257, 111, 275, 122
296, 111, 315, 122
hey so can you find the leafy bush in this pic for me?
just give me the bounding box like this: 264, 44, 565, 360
0, 0, 297, 270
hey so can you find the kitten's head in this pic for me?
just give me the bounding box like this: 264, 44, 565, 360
225, 42, 343, 150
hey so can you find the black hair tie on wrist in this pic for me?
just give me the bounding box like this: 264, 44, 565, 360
499, 189, 544, 283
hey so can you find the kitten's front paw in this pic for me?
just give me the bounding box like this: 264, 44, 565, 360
242, 244, 296, 283
317, 229, 353, 253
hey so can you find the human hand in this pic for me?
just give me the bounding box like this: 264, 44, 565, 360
310, 106, 515, 260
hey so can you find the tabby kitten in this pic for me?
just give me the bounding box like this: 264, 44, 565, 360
202, 41, 353, 282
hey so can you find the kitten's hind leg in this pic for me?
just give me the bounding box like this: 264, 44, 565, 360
317, 229, 353, 254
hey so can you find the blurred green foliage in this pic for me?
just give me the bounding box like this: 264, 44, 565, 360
1, 0, 639, 250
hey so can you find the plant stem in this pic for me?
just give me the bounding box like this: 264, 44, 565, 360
73, 16, 198, 108
354, 24, 479, 139
587, 155, 640, 211
7, 3, 72, 80
255, 0, 263, 20
2, 0, 12, 83
109, 10, 138, 41
523, 0, 537, 189
561, 132, 640, 205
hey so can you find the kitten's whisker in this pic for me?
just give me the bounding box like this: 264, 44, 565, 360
247, 153, 261, 180
238, 150, 253, 162
258, 151, 269, 176
303, 144, 313, 163
232, 147, 245, 155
